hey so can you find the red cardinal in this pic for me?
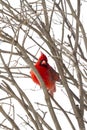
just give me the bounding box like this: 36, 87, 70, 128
30, 52, 60, 96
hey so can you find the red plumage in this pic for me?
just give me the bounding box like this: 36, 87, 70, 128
30, 52, 60, 96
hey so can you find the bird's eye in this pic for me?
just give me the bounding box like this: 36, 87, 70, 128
40, 60, 47, 67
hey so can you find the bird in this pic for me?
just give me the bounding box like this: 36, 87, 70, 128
30, 52, 60, 96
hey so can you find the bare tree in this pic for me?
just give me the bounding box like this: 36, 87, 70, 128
0, 0, 87, 130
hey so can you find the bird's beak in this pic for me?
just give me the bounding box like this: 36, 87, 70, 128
41, 60, 47, 65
